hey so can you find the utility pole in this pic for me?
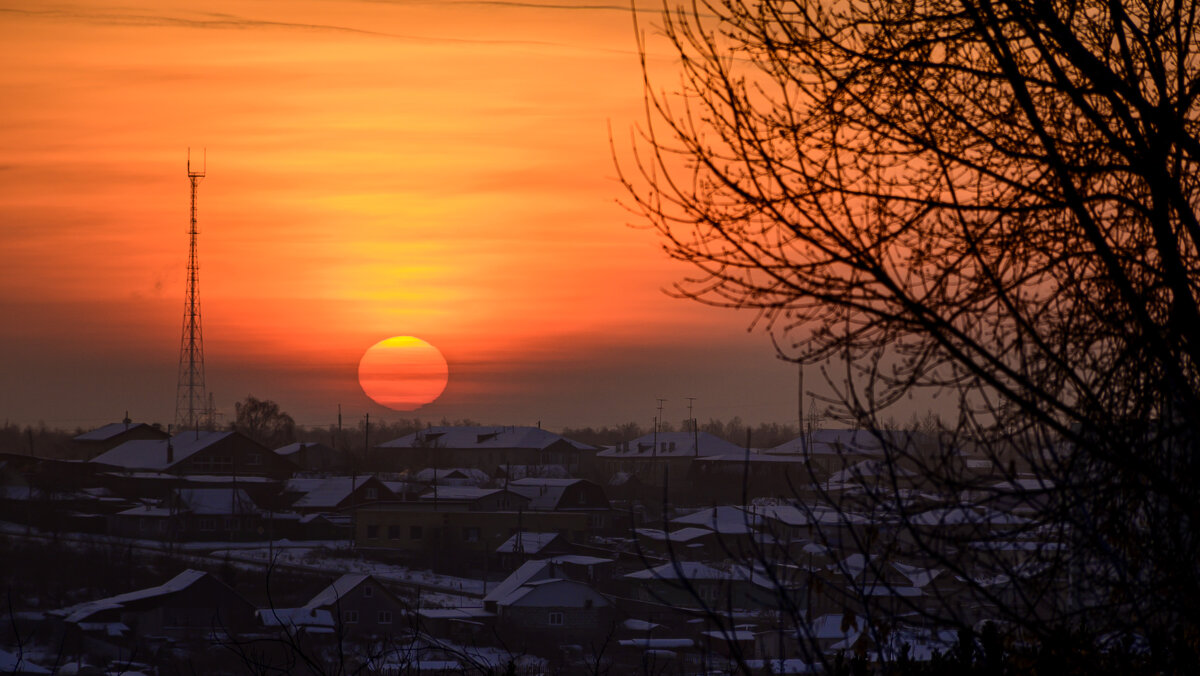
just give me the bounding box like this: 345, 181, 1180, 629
654, 398, 666, 459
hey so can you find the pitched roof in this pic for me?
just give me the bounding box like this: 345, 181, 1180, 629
53, 570, 210, 623
596, 431, 743, 458
380, 426, 594, 451
274, 441, 335, 457
73, 422, 162, 442
507, 478, 594, 509
289, 477, 385, 509
90, 431, 237, 471
484, 560, 558, 604
306, 574, 371, 609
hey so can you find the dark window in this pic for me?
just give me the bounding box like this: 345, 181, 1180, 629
388, 525, 401, 540
548, 611, 564, 626
343, 610, 359, 624
364, 585, 374, 598
378, 610, 392, 624
366, 524, 380, 539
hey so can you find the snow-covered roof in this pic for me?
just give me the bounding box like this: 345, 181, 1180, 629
764, 429, 905, 457
671, 505, 759, 534
273, 441, 335, 457
306, 574, 371, 609
73, 422, 160, 442
380, 426, 594, 451
289, 477, 381, 509
484, 560, 559, 604
617, 638, 693, 649
625, 561, 736, 581
496, 464, 569, 480
596, 431, 741, 459
53, 570, 209, 623
635, 527, 714, 543
622, 618, 661, 632
413, 467, 490, 485
910, 506, 1030, 527
749, 504, 873, 527
495, 531, 564, 554
496, 578, 607, 608
417, 486, 512, 502
826, 459, 916, 484
507, 478, 600, 510
90, 431, 237, 471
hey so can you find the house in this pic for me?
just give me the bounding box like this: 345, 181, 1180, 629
623, 562, 782, 611
72, 420, 169, 456
284, 475, 395, 514
107, 487, 265, 541
49, 569, 257, 662
494, 531, 573, 568
302, 573, 408, 636
273, 441, 345, 473
355, 502, 590, 574
376, 426, 597, 474
507, 477, 612, 528
90, 430, 294, 480
494, 578, 613, 646
412, 467, 491, 486
594, 431, 742, 498
483, 560, 614, 647
415, 486, 531, 511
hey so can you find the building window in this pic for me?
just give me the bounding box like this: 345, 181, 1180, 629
548, 611, 564, 626
365, 487, 378, 500
343, 610, 359, 624
388, 525, 401, 540
378, 610, 392, 624
462, 527, 480, 543
198, 518, 216, 531
247, 453, 262, 466
364, 585, 374, 598
366, 524, 380, 539
225, 518, 239, 531
410, 525, 423, 540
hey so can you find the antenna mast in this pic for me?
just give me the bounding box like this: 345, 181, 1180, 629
175, 149, 208, 433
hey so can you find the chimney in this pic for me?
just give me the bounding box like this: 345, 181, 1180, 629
167, 440, 174, 465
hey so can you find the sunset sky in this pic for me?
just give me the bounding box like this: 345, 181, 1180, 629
0, 0, 805, 433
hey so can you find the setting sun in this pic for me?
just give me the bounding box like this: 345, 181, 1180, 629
357, 336, 449, 411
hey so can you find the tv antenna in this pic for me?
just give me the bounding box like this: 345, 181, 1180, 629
175, 148, 208, 433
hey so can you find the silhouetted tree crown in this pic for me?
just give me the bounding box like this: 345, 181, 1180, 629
622, 0, 1200, 666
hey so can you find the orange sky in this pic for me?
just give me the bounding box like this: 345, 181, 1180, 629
0, 0, 804, 432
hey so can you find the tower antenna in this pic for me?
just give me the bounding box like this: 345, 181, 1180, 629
175, 149, 208, 434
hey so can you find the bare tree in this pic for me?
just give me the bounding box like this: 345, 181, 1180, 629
622, 0, 1200, 668
234, 396, 297, 450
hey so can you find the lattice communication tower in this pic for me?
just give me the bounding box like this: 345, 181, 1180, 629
175, 150, 208, 432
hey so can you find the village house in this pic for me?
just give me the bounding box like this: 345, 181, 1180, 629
72, 420, 170, 457
48, 569, 257, 664
89, 430, 295, 480
354, 501, 590, 574
107, 487, 266, 541
375, 426, 597, 474
284, 475, 396, 514
296, 573, 409, 638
